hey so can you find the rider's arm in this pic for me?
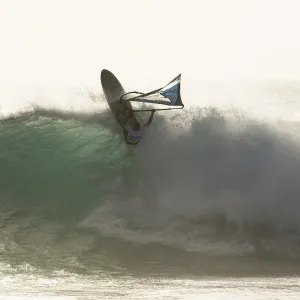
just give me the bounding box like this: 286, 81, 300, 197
144, 109, 156, 127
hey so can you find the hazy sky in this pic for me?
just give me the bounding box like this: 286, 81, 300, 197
1, 0, 300, 87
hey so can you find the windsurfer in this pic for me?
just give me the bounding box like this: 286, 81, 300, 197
119, 109, 156, 145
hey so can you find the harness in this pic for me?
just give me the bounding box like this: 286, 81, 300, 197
126, 125, 144, 143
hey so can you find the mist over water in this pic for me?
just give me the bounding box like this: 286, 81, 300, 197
76, 103, 300, 256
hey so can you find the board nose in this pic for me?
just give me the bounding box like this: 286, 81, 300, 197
101, 69, 111, 77
100, 69, 111, 84
101, 69, 114, 83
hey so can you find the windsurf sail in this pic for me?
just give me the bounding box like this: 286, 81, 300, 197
120, 74, 184, 111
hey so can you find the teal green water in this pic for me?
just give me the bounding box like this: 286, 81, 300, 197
0, 112, 124, 221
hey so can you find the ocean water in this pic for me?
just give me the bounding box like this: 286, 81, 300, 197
1, 77, 300, 299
